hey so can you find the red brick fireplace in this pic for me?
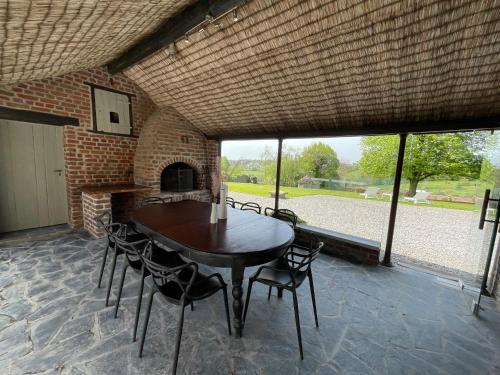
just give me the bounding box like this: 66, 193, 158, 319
133, 108, 217, 203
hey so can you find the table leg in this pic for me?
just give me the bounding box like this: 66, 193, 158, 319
231, 262, 245, 337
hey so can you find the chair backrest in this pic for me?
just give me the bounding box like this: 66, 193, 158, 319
264, 207, 297, 227
286, 234, 324, 279
95, 210, 123, 242
113, 232, 148, 267
365, 186, 380, 195
240, 202, 261, 214
226, 196, 235, 208
138, 240, 198, 301
140, 196, 166, 207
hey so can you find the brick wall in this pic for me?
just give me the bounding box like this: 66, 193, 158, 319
0, 67, 156, 227
295, 224, 381, 265
134, 107, 219, 197
82, 192, 111, 237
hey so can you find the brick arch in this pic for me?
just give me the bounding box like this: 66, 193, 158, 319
155, 157, 204, 189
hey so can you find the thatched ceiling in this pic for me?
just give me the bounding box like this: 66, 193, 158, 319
1, 1, 499, 138
125, 0, 500, 138
0, 0, 193, 84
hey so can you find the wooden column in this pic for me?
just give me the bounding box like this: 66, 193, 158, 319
274, 139, 283, 211
382, 133, 407, 267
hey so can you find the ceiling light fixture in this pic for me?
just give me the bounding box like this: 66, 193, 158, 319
233, 9, 239, 22
184, 35, 190, 43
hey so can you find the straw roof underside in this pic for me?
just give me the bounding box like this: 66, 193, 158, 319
126, 0, 500, 138
0, 0, 194, 84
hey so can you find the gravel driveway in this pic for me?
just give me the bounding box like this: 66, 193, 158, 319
229, 192, 486, 278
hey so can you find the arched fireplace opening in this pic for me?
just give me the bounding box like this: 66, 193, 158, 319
160, 162, 197, 192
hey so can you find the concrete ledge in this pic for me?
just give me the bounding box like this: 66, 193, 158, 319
295, 223, 381, 265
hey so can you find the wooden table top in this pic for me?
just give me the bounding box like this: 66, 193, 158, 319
131, 200, 295, 256
80, 184, 152, 194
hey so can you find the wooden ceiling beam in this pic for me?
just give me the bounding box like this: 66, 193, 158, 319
207, 117, 500, 140
107, 0, 245, 75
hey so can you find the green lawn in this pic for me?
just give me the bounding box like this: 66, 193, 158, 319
226, 182, 478, 211
379, 179, 486, 197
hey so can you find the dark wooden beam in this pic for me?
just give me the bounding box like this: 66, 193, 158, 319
274, 138, 283, 211
381, 133, 407, 267
0, 106, 79, 126
209, 117, 500, 140
107, 0, 245, 75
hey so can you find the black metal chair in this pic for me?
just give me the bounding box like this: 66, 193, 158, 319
112, 235, 188, 342
95, 211, 148, 306
137, 240, 231, 375
232, 200, 243, 209
243, 234, 324, 359
139, 196, 171, 207
264, 207, 297, 227
240, 202, 261, 214
263, 207, 299, 298
226, 196, 235, 208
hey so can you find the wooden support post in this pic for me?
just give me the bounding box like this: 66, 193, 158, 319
274, 139, 283, 211
382, 133, 407, 267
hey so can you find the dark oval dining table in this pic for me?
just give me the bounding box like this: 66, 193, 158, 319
131, 200, 295, 337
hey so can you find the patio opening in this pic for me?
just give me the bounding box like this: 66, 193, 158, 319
1, 0, 499, 374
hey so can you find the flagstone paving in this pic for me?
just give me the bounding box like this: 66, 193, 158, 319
0, 231, 499, 374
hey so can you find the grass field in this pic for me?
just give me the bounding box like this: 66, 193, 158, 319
379, 179, 486, 197
226, 182, 478, 211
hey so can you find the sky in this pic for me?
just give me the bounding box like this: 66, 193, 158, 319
221, 137, 362, 164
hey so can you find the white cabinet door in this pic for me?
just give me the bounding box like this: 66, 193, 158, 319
93, 88, 131, 135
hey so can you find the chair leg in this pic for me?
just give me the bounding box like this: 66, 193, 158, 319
133, 269, 146, 341
277, 287, 283, 299
242, 279, 253, 323
292, 289, 304, 360
308, 271, 319, 328
190, 302, 194, 311
222, 286, 232, 336
138, 289, 156, 358
105, 250, 119, 306
114, 264, 128, 318
97, 242, 110, 288
172, 304, 186, 375
267, 286, 272, 300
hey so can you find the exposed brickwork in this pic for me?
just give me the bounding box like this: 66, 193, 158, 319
0, 67, 156, 227
134, 108, 219, 196
295, 224, 381, 266
82, 192, 111, 238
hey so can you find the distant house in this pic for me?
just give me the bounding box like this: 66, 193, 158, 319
298, 176, 321, 189
298, 175, 368, 191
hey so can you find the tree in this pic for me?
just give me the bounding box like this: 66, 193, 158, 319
280, 147, 306, 186
260, 146, 278, 185
359, 134, 485, 196
300, 143, 340, 179
260, 146, 306, 187
221, 156, 243, 181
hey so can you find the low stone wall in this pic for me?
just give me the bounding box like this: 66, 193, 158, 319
295, 224, 381, 265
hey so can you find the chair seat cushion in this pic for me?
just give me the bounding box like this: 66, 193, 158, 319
254, 267, 308, 288
127, 243, 185, 272
125, 232, 149, 242
150, 245, 185, 268
157, 270, 224, 304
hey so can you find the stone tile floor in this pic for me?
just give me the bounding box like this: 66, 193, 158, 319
0, 230, 499, 374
